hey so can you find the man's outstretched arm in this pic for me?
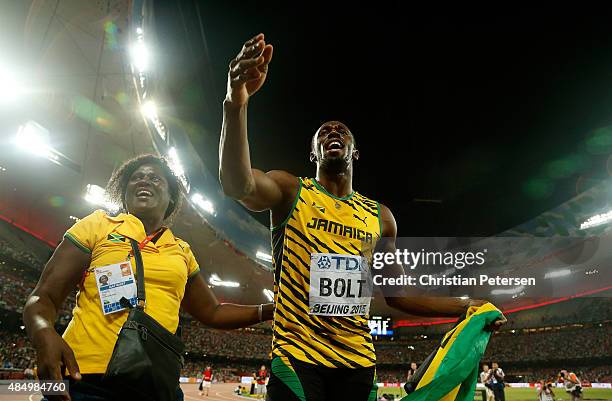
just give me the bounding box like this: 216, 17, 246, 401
219, 33, 297, 212
378, 203, 506, 326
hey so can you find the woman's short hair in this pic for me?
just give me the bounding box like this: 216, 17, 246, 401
105, 154, 183, 223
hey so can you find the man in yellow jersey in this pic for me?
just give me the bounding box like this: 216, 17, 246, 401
219, 33, 505, 401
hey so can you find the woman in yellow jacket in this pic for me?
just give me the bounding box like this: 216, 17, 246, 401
23, 154, 273, 401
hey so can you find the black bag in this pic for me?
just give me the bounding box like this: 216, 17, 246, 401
103, 238, 185, 401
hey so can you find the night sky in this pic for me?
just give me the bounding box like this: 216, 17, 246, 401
152, 2, 612, 236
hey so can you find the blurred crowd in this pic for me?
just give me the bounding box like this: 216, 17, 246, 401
0, 261, 75, 324
0, 239, 43, 270
511, 366, 612, 383
0, 330, 35, 371
0, 266, 35, 313
374, 338, 437, 365
503, 297, 612, 329
182, 322, 271, 360
484, 325, 612, 363
372, 325, 612, 364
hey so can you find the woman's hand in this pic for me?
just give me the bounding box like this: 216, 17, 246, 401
32, 327, 81, 400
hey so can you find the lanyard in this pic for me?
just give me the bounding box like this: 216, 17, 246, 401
78, 228, 166, 289
128, 228, 165, 258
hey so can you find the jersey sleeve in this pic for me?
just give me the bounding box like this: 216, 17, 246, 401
64, 210, 107, 254
182, 241, 200, 278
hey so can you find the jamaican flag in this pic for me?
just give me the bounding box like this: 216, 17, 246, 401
402, 303, 503, 401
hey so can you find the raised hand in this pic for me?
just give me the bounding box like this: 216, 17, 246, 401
226, 33, 274, 106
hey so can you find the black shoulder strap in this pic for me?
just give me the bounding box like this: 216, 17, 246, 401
130, 239, 146, 307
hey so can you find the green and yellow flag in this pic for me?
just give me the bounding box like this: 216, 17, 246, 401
402, 303, 503, 401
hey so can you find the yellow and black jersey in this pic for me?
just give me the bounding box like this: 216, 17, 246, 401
271, 177, 382, 368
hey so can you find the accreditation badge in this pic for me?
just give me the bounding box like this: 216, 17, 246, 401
309, 253, 373, 316
93, 261, 137, 315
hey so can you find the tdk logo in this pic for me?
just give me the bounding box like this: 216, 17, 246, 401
315, 255, 364, 271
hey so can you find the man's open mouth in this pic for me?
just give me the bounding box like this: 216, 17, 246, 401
325, 139, 344, 150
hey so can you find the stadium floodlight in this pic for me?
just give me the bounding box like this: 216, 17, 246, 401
491, 285, 525, 296
84, 184, 120, 213
263, 289, 274, 302
167, 147, 184, 177
543, 269, 571, 279
192, 193, 215, 215
256, 251, 273, 263
0, 66, 23, 104
13, 121, 81, 172
141, 100, 158, 120
130, 24, 149, 74
209, 273, 240, 288
167, 147, 190, 193
585, 269, 599, 275
84, 184, 106, 205
15, 121, 54, 159
130, 42, 149, 73
580, 210, 612, 230
139, 100, 168, 142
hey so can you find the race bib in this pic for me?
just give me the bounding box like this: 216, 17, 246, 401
309, 253, 373, 316
94, 261, 137, 315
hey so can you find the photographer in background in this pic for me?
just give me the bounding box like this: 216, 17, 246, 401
560, 370, 583, 401
491, 362, 506, 401
537, 380, 556, 401
480, 364, 494, 401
